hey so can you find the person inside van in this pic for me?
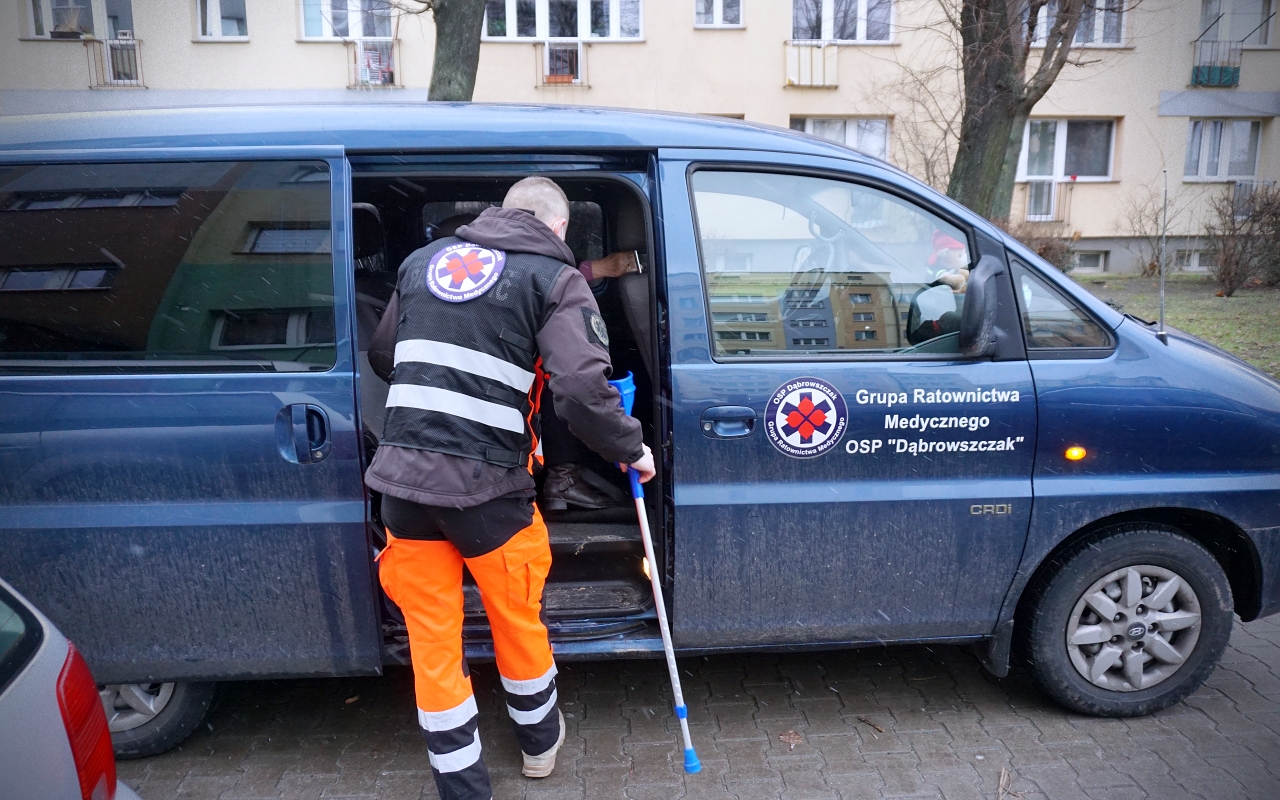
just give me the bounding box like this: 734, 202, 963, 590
364, 176, 655, 800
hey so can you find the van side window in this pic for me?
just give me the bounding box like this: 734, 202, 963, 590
0, 161, 335, 374
1011, 261, 1112, 349
690, 170, 974, 358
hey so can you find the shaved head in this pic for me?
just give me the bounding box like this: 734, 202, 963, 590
502, 176, 571, 231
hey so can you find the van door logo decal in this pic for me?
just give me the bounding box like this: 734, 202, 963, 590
426, 243, 506, 303
765, 377, 848, 459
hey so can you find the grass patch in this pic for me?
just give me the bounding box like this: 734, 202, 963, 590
1074, 273, 1280, 378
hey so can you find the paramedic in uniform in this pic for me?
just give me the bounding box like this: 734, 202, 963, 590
364, 176, 655, 800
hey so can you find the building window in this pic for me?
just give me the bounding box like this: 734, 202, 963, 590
852, 330, 876, 340
0, 266, 116, 291
1034, 0, 1123, 45
485, 0, 641, 40
1174, 249, 1214, 272
1018, 119, 1115, 183
4, 191, 179, 210
301, 0, 393, 39
1073, 252, 1107, 273
1201, 0, 1272, 46
851, 311, 875, 321
243, 226, 332, 254
793, 336, 831, 346
716, 330, 771, 341
713, 312, 768, 322
29, 0, 134, 39
212, 309, 334, 350
792, 0, 891, 41
198, 0, 248, 38
696, 0, 741, 26
793, 318, 827, 327
1185, 119, 1261, 179
791, 117, 890, 160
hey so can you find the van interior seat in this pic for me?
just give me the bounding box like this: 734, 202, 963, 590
613, 203, 653, 379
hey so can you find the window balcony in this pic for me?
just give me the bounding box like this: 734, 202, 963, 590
1017, 180, 1074, 225
1192, 39, 1242, 86
85, 36, 144, 88
536, 41, 587, 87
347, 39, 399, 88
785, 42, 838, 88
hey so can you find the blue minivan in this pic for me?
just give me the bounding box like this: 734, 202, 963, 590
1, 105, 1278, 757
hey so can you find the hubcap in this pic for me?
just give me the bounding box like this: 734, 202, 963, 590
99, 683, 176, 732
1065, 564, 1202, 692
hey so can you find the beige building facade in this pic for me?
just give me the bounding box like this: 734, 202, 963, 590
1, 0, 1276, 272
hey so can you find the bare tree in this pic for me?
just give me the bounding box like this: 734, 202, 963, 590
1118, 185, 1188, 277
947, 0, 1091, 220
1204, 185, 1274, 297
398, 0, 487, 100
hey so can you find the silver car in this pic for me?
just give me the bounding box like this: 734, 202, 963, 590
0, 577, 142, 800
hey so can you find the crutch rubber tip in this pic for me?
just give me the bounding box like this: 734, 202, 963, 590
684, 748, 702, 773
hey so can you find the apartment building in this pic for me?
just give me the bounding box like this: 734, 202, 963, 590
1, 0, 1275, 272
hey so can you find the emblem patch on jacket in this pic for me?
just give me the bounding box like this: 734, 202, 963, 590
583, 308, 609, 347
426, 243, 507, 302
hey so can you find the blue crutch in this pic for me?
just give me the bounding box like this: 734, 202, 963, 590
608, 372, 701, 774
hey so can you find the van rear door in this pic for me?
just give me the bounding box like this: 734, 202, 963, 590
0, 150, 381, 682
659, 151, 1036, 649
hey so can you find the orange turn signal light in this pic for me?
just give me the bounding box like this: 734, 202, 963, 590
1065, 446, 1087, 461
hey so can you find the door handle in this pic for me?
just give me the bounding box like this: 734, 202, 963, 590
700, 406, 756, 439
276, 404, 331, 464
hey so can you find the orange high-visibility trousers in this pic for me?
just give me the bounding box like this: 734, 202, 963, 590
378, 505, 559, 800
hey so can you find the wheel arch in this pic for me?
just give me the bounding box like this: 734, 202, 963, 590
1016, 507, 1263, 623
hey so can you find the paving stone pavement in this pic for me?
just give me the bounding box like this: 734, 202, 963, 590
119, 617, 1280, 800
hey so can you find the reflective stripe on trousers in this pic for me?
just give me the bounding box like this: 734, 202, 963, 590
378, 508, 557, 800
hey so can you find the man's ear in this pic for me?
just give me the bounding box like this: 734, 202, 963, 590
550, 217, 569, 240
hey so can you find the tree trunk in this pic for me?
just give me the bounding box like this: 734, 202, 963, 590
428, 0, 486, 101
990, 108, 1029, 222
946, 0, 1021, 218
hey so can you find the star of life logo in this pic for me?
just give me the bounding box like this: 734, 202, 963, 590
764, 377, 848, 459
426, 243, 506, 303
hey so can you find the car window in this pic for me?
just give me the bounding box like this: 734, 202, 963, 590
690, 170, 973, 358
0, 587, 41, 694
0, 161, 336, 374
1012, 262, 1111, 349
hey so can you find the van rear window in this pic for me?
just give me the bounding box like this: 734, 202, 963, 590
0, 161, 336, 374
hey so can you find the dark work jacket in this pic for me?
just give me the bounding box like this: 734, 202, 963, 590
364, 207, 644, 508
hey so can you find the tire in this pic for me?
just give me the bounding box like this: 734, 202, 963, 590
100, 681, 217, 759
1019, 524, 1233, 717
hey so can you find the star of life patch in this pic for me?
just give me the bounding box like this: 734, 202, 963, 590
583, 308, 609, 347
764, 377, 848, 459
426, 243, 506, 303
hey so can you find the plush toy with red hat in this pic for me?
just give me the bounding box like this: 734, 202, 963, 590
928, 230, 970, 292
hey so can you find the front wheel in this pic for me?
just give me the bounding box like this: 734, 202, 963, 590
1020, 525, 1233, 717
100, 681, 217, 758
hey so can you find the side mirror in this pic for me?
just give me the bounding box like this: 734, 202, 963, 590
959, 254, 1006, 357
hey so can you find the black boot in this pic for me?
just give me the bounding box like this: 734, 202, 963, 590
541, 464, 626, 511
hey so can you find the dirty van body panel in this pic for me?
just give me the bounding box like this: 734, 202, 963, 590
1000, 321, 1280, 624
659, 153, 1037, 649
0, 152, 382, 683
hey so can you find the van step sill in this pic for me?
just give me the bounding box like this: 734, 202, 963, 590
546, 522, 640, 554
